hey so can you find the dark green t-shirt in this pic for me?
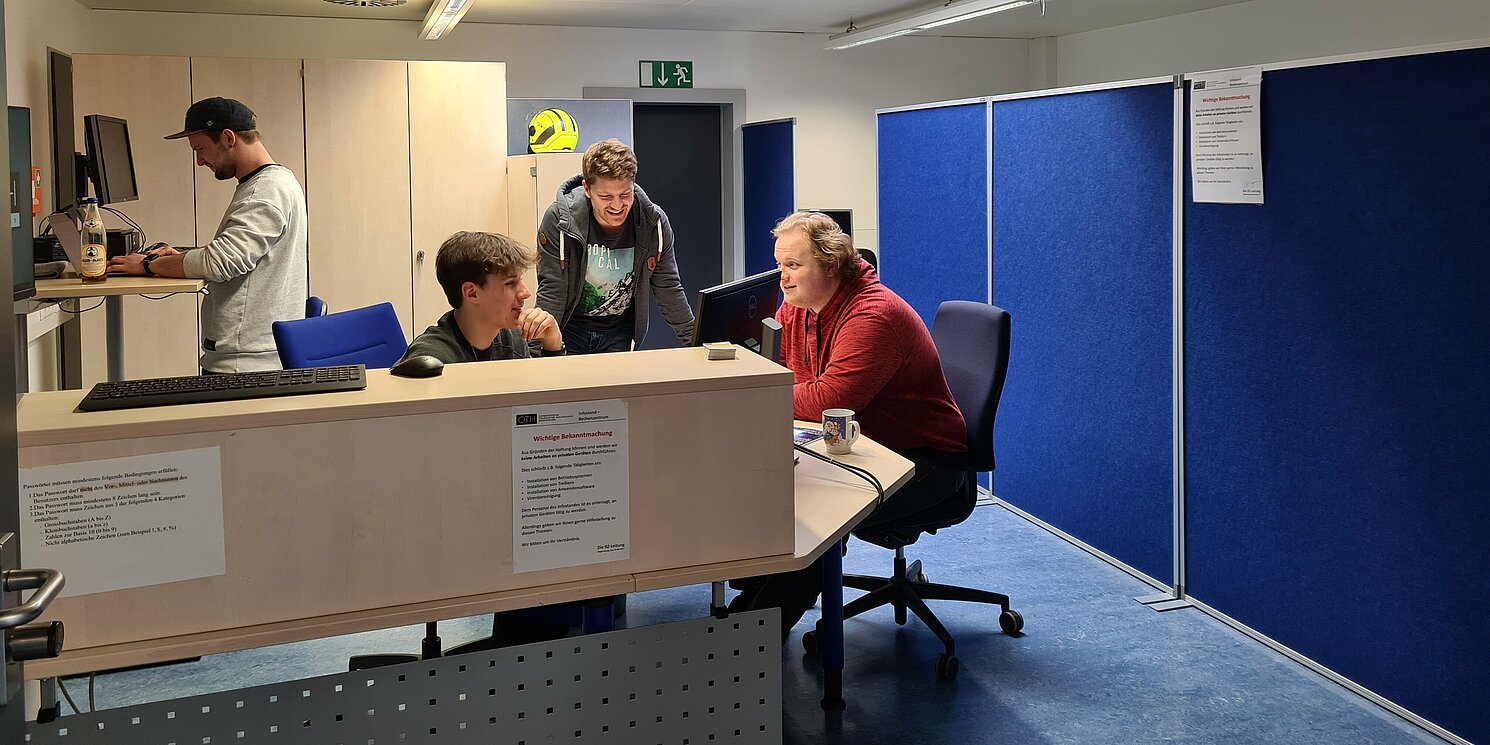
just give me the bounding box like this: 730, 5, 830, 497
568, 213, 636, 334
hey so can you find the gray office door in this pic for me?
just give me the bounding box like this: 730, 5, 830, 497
631, 103, 725, 350
0, 1, 24, 738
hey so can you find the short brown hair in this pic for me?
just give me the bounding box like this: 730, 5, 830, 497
582, 138, 638, 184
208, 128, 261, 145
434, 231, 536, 308
772, 211, 859, 281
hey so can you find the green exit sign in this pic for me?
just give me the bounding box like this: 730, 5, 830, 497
640, 60, 693, 89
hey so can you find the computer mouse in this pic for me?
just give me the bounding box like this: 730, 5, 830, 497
390, 354, 445, 378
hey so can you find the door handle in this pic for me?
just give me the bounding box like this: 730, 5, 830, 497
0, 568, 65, 629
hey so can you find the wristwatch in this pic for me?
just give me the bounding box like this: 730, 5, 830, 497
141, 253, 160, 276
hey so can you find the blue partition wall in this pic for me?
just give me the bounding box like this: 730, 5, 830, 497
1184, 48, 1490, 743
990, 84, 1174, 583
742, 120, 795, 276
876, 103, 988, 327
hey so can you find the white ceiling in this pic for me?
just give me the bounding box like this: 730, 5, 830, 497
78, 0, 1252, 38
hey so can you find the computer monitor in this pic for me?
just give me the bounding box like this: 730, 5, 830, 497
804, 208, 852, 240
10, 105, 36, 301
690, 268, 782, 356
49, 50, 80, 208
83, 114, 139, 206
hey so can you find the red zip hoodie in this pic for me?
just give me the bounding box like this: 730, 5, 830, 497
775, 258, 968, 456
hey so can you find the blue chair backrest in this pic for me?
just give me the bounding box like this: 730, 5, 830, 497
273, 302, 407, 370
306, 296, 327, 318
931, 301, 1011, 473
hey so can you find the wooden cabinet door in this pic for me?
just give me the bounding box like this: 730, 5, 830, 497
506, 155, 539, 308
189, 58, 307, 249
303, 59, 412, 338
507, 152, 582, 309
408, 61, 508, 328
74, 55, 198, 384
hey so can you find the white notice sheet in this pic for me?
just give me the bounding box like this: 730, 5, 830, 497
19, 447, 226, 597
512, 399, 630, 573
1190, 66, 1265, 204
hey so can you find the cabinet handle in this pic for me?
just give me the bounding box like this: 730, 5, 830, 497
416, 250, 426, 263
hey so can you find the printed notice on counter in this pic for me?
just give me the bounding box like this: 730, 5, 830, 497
19, 448, 226, 597
1191, 66, 1264, 204
512, 399, 630, 573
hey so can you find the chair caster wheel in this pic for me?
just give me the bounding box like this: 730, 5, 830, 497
935, 652, 959, 681
999, 609, 1024, 635
802, 630, 820, 656
913, 571, 929, 584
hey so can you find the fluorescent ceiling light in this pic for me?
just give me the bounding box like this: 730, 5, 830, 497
826, 0, 1036, 50
419, 0, 475, 40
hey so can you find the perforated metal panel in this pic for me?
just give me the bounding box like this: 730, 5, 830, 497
26, 610, 781, 744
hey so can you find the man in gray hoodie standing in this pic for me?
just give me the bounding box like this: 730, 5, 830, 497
109, 97, 307, 374
536, 138, 694, 353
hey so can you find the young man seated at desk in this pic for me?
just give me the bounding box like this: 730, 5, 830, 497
730, 211, 970, 640
400, 230, 565, 364
400, 230, 569, 646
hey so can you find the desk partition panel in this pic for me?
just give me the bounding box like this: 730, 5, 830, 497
990, 82, 1175, 584
742, 118, 795, 276
876, 101, 989, 328
1183, 46, 1490, 744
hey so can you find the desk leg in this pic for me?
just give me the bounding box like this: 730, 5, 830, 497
105, 295, 124, 382
820, 539, 846, 711
58, 306, 83, 389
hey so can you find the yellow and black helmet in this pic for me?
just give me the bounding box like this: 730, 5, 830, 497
528, 108, 579, 153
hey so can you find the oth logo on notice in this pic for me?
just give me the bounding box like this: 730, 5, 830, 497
515, 413, 539, 426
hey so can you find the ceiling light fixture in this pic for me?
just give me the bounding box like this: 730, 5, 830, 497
826, 0, 1036, 50
419, 0, 475, 40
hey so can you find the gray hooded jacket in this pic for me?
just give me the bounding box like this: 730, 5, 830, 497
535, 175, 695, 347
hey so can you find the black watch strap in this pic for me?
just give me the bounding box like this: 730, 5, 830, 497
141, 253, 159, 276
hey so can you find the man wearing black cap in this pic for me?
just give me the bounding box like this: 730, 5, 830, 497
109, 97, 308, 373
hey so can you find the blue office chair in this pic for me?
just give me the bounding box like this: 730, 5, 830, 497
305, 296, 328, 318
816, 301, 1023, 680
272, 302, 406, 370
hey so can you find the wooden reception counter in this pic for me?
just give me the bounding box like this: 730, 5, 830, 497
16, 346, 796, 676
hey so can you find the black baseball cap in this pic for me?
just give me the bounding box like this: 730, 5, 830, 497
164, 97, 257, 140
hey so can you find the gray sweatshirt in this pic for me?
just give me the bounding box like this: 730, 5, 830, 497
183, 164, 307, 373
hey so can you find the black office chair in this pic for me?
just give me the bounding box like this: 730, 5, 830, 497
817, 300, 1022, 680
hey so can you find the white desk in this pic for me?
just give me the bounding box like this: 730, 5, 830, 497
32, 277, 205, 383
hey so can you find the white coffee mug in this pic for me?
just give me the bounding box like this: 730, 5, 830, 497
822, 408, 861, 455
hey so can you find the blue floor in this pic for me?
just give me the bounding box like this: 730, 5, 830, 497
61, 505, 1438, 744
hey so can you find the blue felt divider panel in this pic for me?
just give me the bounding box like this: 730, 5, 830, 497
742, 120, 794, 276
877, 104, 988, 327
991, 84, 1174, 583
1184, 47, 1490, 744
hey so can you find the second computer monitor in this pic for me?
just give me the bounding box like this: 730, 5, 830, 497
804, 209, 852, 240
691, 268, 782, 356
83, 114, 139, 206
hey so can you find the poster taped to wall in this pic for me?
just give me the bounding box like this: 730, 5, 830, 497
1190, 66, 1264, 204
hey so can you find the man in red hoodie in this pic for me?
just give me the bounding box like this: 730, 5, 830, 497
731, 211, 971, 638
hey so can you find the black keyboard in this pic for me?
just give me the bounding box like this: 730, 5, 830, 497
78, 365, 367, 412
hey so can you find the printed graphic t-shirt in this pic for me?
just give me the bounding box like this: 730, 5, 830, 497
568, 213, 636, 333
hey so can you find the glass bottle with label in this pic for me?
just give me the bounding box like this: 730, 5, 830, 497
79, 197, 107, 283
